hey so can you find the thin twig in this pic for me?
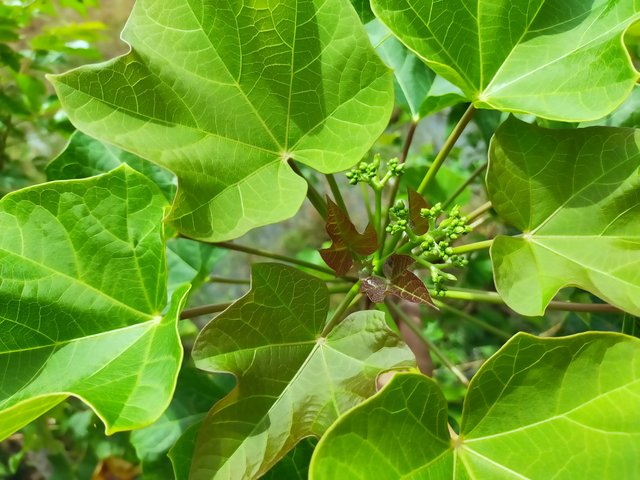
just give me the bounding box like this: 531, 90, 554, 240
181, 302, 233, 320
442, 288, 622, 314
289, 161, 328, 219
386, 300, 469, 386
321, 281, 362, 336
443, 162, 487, 209
214, 241, 353, 279
325, 174, 348, 212
466, 201, 492, 222
417, 105, 476, 195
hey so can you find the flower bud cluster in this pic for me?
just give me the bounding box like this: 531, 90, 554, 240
346, 155, 404, 189
386, 200, 409, 235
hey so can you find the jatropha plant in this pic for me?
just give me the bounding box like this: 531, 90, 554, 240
1, 0, 640, 478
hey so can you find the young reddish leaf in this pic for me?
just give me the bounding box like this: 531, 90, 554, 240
408, 188, 429, 235
320, 198, 378, 275
361, 254, 435, 306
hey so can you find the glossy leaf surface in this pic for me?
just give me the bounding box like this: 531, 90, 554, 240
130, 363, 232, 477
190, 263, 415, 479
0, 166, 187, 439
371, 0, 640, 121
46, 131, 176, 201
51, 0, 393, 241
489, 118, 640, 316
367, 19, 465, 119
311, 333, 640, 478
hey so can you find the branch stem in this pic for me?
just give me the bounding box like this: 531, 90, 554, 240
207, 276, 250, 285
180, 302, 233, 320
417, 105, 476, 195
214, 241, 347, 278
386, 300, 469, 386
289, 161, 328, 219
322, 281, 362, 336
443, 161, 487, 209
433, 300, 511, 340
451, 239, 493, 255
325, 174, 348, 212
442, 288, 622, 314
466, 201, 492, 222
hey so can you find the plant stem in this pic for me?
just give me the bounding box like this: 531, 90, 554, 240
442, 288, 622, 313
373, 187, 384, 272
328, 284, 354, 294
386, 300, 469, 386
433, 300, 511, 340
289, 161, 328, 219
380, 121, 420, 261
361, 183, 374, 224
321, 281, 362, 336
215, 241, 346, 278
466, 201, 492, 222
325, 174, 348, 212
417, 105, 476, 195
443, 161, 488, 209
451, 239, 493, 255
207, 276, 251, 285
180, 302, 233, 320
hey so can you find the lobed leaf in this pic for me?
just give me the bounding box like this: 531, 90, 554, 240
311, 332, 640, 479
0, 166, 187, 439
46, 131, 176, 201
366, 19, 466, 120
489, 118, 640, 316
319, 198, 378, 275
371, 0, 640, 121
361, 254, 434, 306
190, 263, 415, 479
50, 0, 394, 242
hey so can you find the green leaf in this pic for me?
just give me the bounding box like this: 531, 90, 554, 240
263, 439, 317, 480
350, 0, 375, 23
190, 263, 415, 478
371, 0, 640, 121
50, 0, 393, 242
130, 363, 233, 477
319, 198, 378, 275
0, 166, 188, 440
489, 118, 640, 316
311, 332, 640, 479
46, 131, 176, 201
582, 86, 640, 128
361, 254, 434, 306
166, 237, 224, 300
168, 423, 200, 480
366, 19, 465, 120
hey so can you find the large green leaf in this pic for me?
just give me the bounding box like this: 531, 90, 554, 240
46, 131, 176, 201
311, 332, 640, 479
0, 166, 188, 440
371, 0, 640, 121
190, 263, 415, 479
50, 0, 393, 242
488, 118, 640, 316
130, 363, 233, 478
366, 19, 465, 120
